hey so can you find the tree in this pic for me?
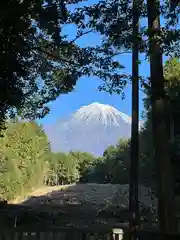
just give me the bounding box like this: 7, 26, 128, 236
87, 157, 107, 183
147, 0, 176, 231
0, 120, 50, 200
0, 0, 126, 125
129, 0, 141, 230
164, 58, 180, 195
72, 0, 180, 231
46, 152, 80, 185
141, 58, 180, 194
69, 151, 95, 182
169, 0, 180, 12
86, 139, 130, 184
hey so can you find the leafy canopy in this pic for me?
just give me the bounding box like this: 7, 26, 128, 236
0, 0, 125, 124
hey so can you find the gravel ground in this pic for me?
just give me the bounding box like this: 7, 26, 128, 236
20, 183, 157, 213
3, 184, 158, 228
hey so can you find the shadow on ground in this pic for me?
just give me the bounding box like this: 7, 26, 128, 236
0, 184, 130, 229
21, 183, 130, 221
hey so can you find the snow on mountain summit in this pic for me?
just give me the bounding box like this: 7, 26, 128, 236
44, 102, 142, 156
73, 102, 131, 127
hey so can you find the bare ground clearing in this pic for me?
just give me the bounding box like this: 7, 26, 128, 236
12, 183, 156, 210
12, 183, 156, 217
2, 184, 157, 228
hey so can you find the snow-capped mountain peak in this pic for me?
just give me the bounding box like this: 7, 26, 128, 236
73, 102, 131, 127
44, 102, 142, 156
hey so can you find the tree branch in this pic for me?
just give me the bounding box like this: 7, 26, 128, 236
69, 29, 94, 44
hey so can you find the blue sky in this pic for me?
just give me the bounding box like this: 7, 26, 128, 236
39, 1, 169, 125
39, 27, 151, 125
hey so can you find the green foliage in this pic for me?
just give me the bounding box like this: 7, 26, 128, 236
84, 59, 180, 192
0, 0, 179, 126
0, 120, 100, 200
2, 0, 178, 125
71, 0, 180, 94
46, 151, 96, 185
139, 57, 180, 193
0, 121, 50, 200
69, 151, 95, 182
164, 58, 180, 193
85, 139, 131, 184
0, 0, 126, 125
46, 152, 80, 185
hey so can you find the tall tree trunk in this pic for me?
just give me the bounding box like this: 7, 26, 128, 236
129, 0, 140, 235
147, 0, 176, 232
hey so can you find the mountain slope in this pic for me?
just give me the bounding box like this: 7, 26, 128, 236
44, 102, 141, 156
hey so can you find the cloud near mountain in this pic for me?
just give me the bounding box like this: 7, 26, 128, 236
43, 102, 143, 156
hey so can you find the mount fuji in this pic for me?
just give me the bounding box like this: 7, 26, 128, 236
44, 102, 142, 156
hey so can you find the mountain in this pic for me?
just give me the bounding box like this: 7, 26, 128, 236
44, 102, 142, 156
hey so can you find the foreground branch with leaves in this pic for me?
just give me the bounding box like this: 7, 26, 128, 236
0, 0, 127, 126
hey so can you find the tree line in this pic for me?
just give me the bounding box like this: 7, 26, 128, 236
0, 57, 179, 202
87, 57, 180, 196
0, 120, 136, 201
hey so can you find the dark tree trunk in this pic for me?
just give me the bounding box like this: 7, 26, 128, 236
129, 0, 140, 234
147, 0, 176, 232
